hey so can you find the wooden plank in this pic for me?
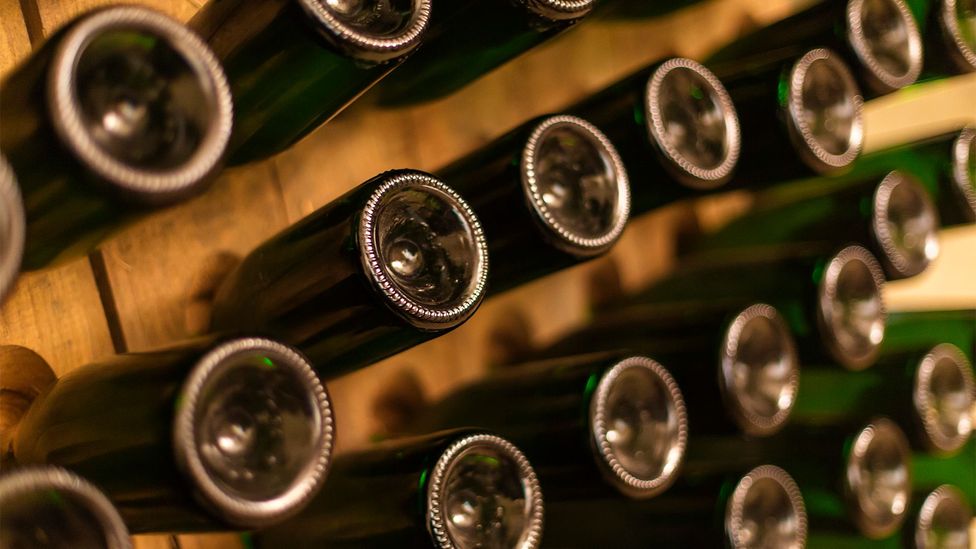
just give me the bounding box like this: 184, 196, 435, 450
27, 0, 200, 39
0, 2, 31, 74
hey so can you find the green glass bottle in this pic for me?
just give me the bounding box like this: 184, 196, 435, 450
440, 114, 631, 295
707, 0, 924, 96
210, 170, 489, 379
710, 48, 866, 186
12, 337, 335, 533
252, 430, 545, 548
851, 127, 975, 226
570, 57, 742, 214
0, 6, 233, 270
377, 0, 594, 105
912, 441, 975, 502
907, 0, 976, 76
0, 466, 132, 549
609, 244, 888, 371
693, 170, 941, 279
539, 302, 800, 437
408, 354, 689, 502
793, 343, 975, 456
0, 155, 24, 303
191, 0, 431, 164
883, 309, 976, 359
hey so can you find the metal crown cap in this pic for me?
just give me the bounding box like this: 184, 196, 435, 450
915, 485, 973, 549
173, 337, 335, 528
951, 127, 976, 221
0, 154, 25, 304
299, 0, 431, 62
846, 0, 924, 92
786, 48, 865, 174
913, 343, 975, 455
521, 115, 631, 258
645, 58, 741, 189
47, 6, 233, 203
845, 417, 913, 539
940, 0, 976, 71
426, 433, 545, 549
589, 356, 688, 499
871, 170, 941, 279
0, 466, 132, 549
725, 465, 808, 549
720, 304, 800, 437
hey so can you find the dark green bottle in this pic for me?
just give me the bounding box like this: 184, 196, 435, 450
570, 57, 742, 214
12, 337, 335, 533
793, 343, 975, 456
252, 430, 545, 549
851, 127, 975, 226
707, 0, 924, 96
0, 6, 233, 270
912, 440, 976, 502
440, 114, 631, 295
710, 47, 865, 186
906, 0, 976, 76
538, 302, 800, 438
883, 309, 976, 359
608, 244, 888, 371
408, 353, 689, 502
693, 170, 941, 279
210, 169, 489, 379
191, 0, 431, 164
539, 464, 809, 548
377, 0, 594, 105
0, 155, 24, 303
0, 466, 132, 549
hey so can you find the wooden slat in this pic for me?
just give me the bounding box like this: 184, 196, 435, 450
26, 0, 201, 40
0, 2, 31, 74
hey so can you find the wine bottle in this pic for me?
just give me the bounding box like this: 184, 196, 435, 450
210, 169, 489, 378
0, 154, 24, 303
409, 353, 688, 501
0, 466, 132, 548
570, 57, 741, 213
191, 0, 431, 163
253, 430, 545, 548
793, 343, 975, 455
710, 48, 866, 186
538, 302, 800, 437
0, 6, 233, 270
911, 0, 976, 76
609, 244, 888, 371
12, 337, 335, 532
440, 114, 631, 294
707, 0, 924, 96
693, 170, 941, 279
377, 0, 594, 105
884, 309, 976, 358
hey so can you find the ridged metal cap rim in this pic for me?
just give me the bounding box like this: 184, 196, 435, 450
47, 6, 233, 201
589, 356, 688, 499
521, 115, 631, 258
817, 245, 887, 371
871, 170, 941, 278
359, 170, 489, 331
516, 0, 595, 21
426, 433, 544, 549
725, 465, 808, 549
846, 0, 924, 91
786, 49, 865, 174
0, 466, 132, 549
0, 155, 25, 304
914, 343, 975, 454
720, 304, 800, 437
940, 0, 976, 70
915, 485, 973, 549
298, 0, 431, 62
173, 337, 335, 528
645, 58, 742, 189
952, 127, 976, 219
845, 417, 913, 539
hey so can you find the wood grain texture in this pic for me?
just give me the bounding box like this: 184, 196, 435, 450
0, 2, 31, 73
26, 0, 201, 39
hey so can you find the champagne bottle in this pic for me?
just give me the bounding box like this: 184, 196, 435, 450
910, 0, 976, 76
409, 353, 689, 501
539, 302, 800, 437
570, 57, 741, 213
210, 169, 489, 378
441, 114, 631, 294
377, 0, 594, 105
253, 430, 545, 548
12, 337, 335, 533
694, 170, 941, 279
710, 48, 865, 186
883, 309, 976, 358
610, 244, 888, 371
191, 0, 431, 163
0, 6, 233, 270
707, 0, 924, 96
0, 466, 132, 549
0, 154, 24, 303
